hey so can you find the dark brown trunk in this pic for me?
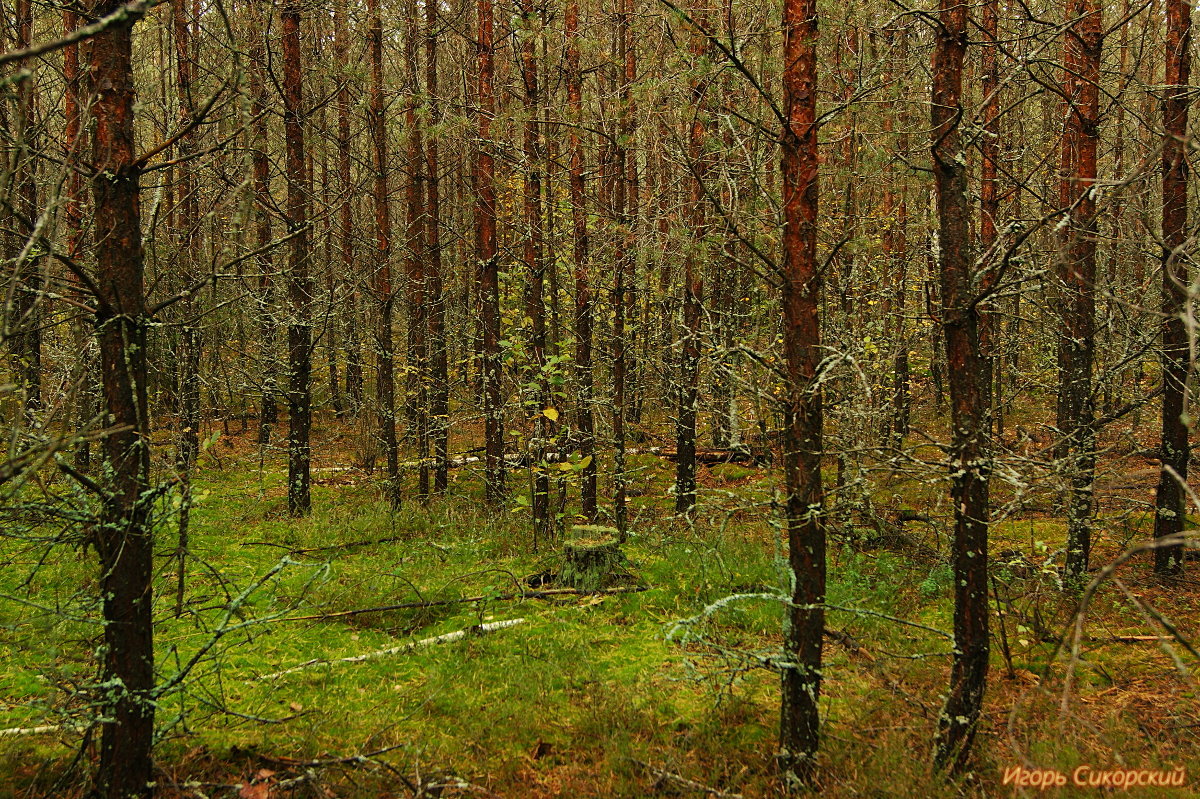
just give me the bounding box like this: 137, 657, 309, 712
282, 0, 312, 516
249, 7, 277, 446
1058, 0, 1101, 583
777, 0, 825, 786
477, 0, 505, 504
675, 5, 710, 514
426, 0, 449, 494
370, 0, 401, 507
404, 0, 429, 499
1155, 0, 1192, 575
9, 0, 40, 419
520, 0, 552, 545
171, 0, 201, 617
931, 0, 990, 773
88, 0, 155, 793
566, 0, 596, 521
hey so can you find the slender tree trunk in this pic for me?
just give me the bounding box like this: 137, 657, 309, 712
931, 0, 990, 772
777, 0, 825, 787
675, 5, 710, 515
1155, 0, 1192, 575
611, 0, 634, 539
520, 0, 552, 545
477, 0, 505, 504
9, 0, 40, 419
249, 8, 277, 447
282, 0, 312, 516
334, 0, 358, 421
426, 0, 449, 494
1058, 0, 1101, 583
405, 0, 429, 498
171, 0, 201, 617
370, 0, 401, 507
63, 8, 95, 470
566, 0, 596, 521
88, 0, 155, 793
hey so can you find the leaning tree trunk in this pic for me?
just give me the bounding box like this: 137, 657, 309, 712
1155, 0, 1192, 576
931, 0, 991, 773
88, 0, 156, 794
777, 0, 826, 786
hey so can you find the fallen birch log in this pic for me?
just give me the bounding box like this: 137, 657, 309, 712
277, 586, 645, 623
258, 618, 526, 680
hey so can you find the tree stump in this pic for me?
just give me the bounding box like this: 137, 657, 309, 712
560, 526, 624, 590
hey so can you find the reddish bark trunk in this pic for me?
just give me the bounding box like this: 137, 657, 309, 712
477, 0, 505, 503
88, 0, 155, 793
1155, 0, 1192, 575
1058, 0, 1101, 582
931, 0, 990, 772
777, 0, 825, 786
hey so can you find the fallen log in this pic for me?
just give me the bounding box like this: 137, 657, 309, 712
276, 586, 646, 623
258, 618, 526, 679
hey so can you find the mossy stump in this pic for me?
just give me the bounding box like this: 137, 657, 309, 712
560, 526, 624, 591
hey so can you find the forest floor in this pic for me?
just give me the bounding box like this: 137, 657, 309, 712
1, 408, 1198, 798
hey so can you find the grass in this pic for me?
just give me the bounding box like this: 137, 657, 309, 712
0, 413, 1198, 797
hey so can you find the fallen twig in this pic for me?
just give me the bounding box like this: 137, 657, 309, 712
258, 618, 526, 679
276, 586, 646, 623
631, 759, 743, 798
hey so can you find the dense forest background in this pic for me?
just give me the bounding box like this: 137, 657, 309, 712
0, 0, 1198, 795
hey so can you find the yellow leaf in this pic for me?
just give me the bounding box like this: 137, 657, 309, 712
542, 407, 559, 422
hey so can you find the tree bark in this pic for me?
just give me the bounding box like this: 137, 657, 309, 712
1058, 0, 1101, 583
370, 0, 401, 507
777, 0, 825, 786
282, 0, 312, 516
426, 0, 449, 494
477, 0, 505, 504
931, 0, 990, 773
1156, 0, 1192, 576
566, 0, 597, 521
88, 0, 155, 793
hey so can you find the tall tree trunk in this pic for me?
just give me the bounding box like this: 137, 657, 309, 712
777, 0, 825, 786
426, 0, 449, 494
477, 0, 505, 504
9, 0, 40, 419
611, 0, 633, 539
1155, 0, 1192, 576
520, 0, 552, 545
931, 0, 990, 773
675, 4, 710, 514
566, 0, 596, 521
171, 0, 201, 617
282, 0, 312, 516
370, 0, 401, 507
334, 0, 358, 420
88, 0, 155, 793
1058, 0, 1101, 583
249, 7, 277, 446
63, 7, 95, 471
404, 0, 429, 499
